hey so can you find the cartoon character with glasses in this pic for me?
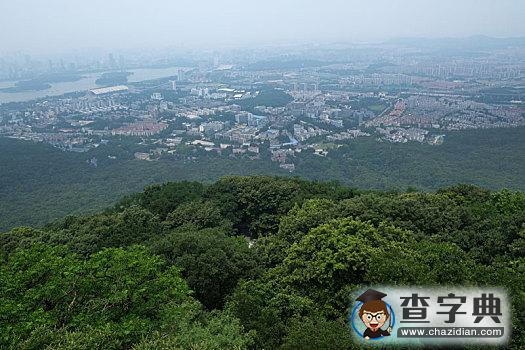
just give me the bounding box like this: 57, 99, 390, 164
356, 289, 392, 340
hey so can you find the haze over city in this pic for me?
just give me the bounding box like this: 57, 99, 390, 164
1, 0, 524, 53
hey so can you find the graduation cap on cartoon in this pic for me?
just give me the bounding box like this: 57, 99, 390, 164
356, 289, 392, 332
356, 289, 387, 303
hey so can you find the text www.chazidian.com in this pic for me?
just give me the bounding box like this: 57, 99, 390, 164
397, 327, 504, 338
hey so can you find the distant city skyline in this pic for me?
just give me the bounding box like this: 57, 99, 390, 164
0, 0, 524, 54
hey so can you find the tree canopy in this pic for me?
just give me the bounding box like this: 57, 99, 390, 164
0, 176, 524, 349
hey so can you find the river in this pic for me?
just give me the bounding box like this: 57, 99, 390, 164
0, 67, 185, 104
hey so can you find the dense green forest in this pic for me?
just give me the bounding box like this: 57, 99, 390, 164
0, 138, 284, 231
0, 176, 524, 349
0, 126, 524, 231
234, 88, 294, 112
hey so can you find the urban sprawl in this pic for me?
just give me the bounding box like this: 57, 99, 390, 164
1, 43, 523, 172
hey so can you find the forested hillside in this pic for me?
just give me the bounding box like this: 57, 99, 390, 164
1, 126, 524, 231
1, 176, 524, 349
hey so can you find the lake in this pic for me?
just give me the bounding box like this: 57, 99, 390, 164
0, 67, 185, 104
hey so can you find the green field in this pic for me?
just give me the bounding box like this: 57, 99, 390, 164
367, 103, 387, 113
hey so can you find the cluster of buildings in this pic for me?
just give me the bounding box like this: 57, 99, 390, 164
111, 120, 168, 136
1, 43, 524, 169
366, 95, 525, 135
376, 127, 430, 143
327, 129, 371, 141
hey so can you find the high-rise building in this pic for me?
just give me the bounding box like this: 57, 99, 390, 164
118, 55, 125, 69
108, 53, 116, 69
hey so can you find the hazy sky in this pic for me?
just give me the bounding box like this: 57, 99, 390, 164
1, 0, 524, 53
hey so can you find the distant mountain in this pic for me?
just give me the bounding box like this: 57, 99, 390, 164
385, 35, 525, 50
245, 59, 329, 71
